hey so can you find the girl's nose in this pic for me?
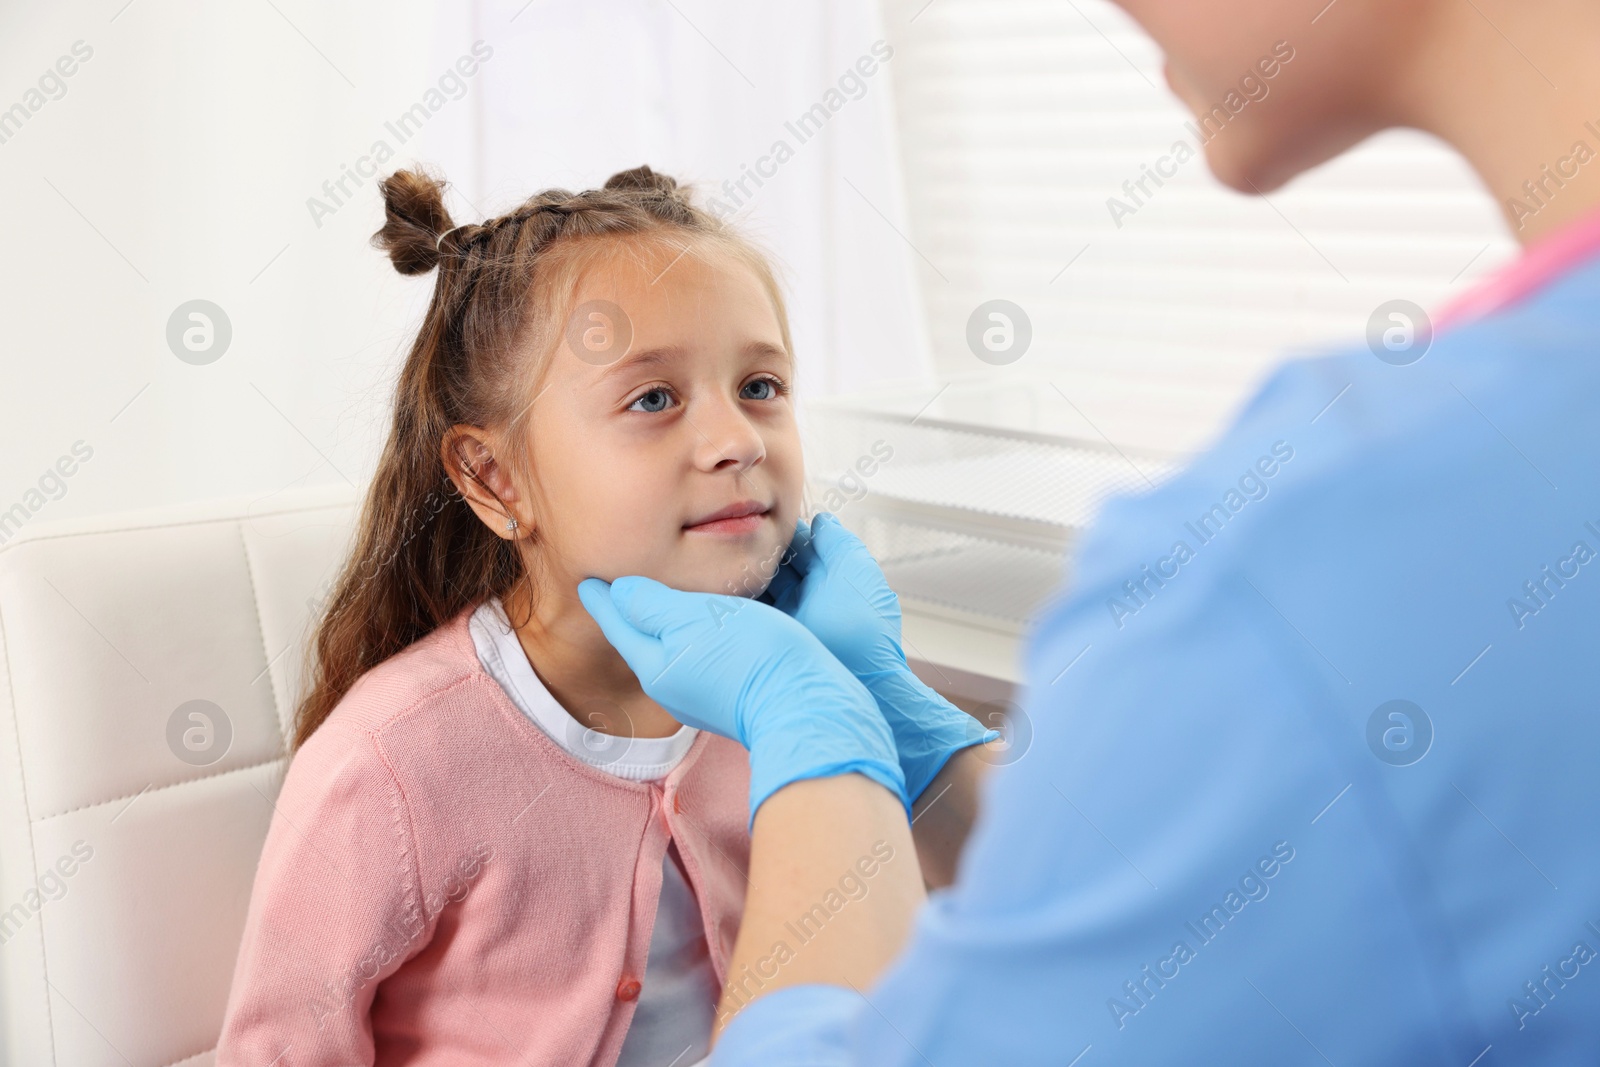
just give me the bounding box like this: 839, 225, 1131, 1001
690, 394, 766, 472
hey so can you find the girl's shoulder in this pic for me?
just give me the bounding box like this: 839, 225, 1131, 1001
313, 603, 493, 748
284, 602, 537, 821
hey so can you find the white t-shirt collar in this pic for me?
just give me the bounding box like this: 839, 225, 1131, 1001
467, 595, 698, 781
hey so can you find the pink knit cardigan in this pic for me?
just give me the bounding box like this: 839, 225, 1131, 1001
216, 602, 753, 1066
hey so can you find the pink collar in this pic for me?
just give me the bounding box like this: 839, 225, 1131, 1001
1435, 203, 1600, 333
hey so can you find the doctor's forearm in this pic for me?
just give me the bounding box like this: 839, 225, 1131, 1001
710, 772, 925, 1044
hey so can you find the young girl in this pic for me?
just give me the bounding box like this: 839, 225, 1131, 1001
216, 164, 810, 1066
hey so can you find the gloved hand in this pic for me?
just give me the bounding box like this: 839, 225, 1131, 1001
577, 574, 909, 829
761, 512, 1001, 803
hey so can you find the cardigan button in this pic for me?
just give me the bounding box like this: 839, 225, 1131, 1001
616, 977, 641, 1002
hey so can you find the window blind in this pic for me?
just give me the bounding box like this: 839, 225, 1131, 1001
880, 0, 1518, 454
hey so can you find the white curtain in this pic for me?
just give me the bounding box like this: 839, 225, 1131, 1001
426, 0, 934, 409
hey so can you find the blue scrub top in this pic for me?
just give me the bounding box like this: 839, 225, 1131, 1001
714, 245, 1600, 1064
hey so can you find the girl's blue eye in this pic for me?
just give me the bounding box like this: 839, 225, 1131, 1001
742, 379, 787, 404
626, 376, 788, 414
631, 387, 671, 414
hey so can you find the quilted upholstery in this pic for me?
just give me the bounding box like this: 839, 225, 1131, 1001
0, 484, 360, 1067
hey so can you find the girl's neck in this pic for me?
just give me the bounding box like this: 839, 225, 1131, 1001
497, 580, 686, 739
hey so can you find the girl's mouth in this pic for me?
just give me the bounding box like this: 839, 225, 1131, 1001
686, 513, 768, 536
684, 500, 771, 536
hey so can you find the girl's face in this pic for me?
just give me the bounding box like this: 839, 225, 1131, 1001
522, 241, 803, 599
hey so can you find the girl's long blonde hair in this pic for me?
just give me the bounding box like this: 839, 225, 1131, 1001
292, 164, 795, 752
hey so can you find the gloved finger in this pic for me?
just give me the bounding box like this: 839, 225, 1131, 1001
812, 514, 903, 631
782, 517, 816, 579
577, 577, 662, 677
610, 575, 749, 646
761, 556, 801, 613
604, 574, 691, 635
809, 511, 868, 565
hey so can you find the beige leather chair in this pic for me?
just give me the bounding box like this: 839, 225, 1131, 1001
0, 482, 1020, 1067
0, 484, 360, 1067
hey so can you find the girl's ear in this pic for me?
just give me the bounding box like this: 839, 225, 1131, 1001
441, 425, 526, 538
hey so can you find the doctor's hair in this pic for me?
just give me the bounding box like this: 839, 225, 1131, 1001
290, 163, 797, 752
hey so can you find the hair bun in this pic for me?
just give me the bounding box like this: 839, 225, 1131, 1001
602, 165, 682, 198
371, 167, 456, 275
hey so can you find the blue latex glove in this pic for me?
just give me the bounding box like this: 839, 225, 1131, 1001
577, 574, 909, 828
760, 512, 1001, 803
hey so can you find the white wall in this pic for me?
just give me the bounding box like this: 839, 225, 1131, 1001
0, 0, 930, 532
0, 2, 456, 533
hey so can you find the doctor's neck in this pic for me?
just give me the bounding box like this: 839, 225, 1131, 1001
1397, 0, 1600, 246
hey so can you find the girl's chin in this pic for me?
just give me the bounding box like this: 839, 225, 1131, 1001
587, 524, 787, 597
692, 549, 787, 600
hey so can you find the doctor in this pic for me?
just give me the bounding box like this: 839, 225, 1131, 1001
579, 0, 1600, 1060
